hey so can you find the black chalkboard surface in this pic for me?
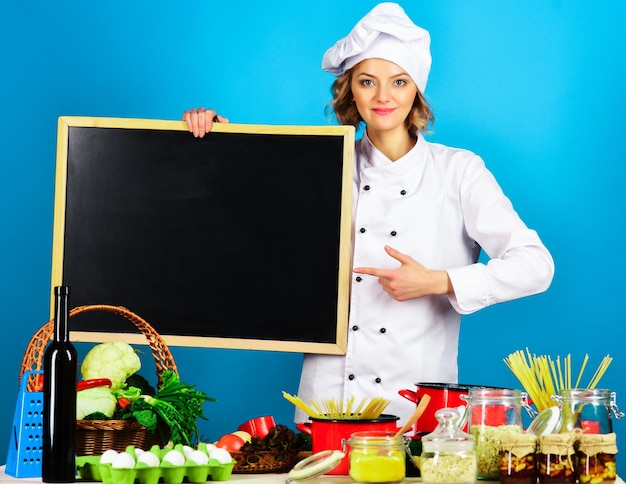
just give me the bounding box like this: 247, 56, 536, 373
50, 116, 354, 354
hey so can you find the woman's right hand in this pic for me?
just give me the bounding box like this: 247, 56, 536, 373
182, 107, 229, 138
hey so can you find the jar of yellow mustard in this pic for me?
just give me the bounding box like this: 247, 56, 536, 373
346, 430, 408, 483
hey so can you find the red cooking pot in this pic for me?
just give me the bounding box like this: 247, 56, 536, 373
296, 414, 399, 475
399, 382, 503, 436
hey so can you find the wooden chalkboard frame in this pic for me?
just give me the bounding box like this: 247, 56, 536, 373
50, 116, 354, 355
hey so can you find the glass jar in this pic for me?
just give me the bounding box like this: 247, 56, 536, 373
346, 430, 407, 483
499, 432, 537, 484
462, 388, 530, 479
537, 433, 577, 484
576, 433, 618, 484
420, 408, 476, 484
552, 389, 624, 434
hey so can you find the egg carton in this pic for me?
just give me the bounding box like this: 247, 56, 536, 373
76, 447, 235, 484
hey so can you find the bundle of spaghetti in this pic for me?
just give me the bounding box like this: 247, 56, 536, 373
282, 392, 390, 420
503, 349, 553, 411
316, 396, 390, 420
281, 391, 322, 419
587, 354, 613, 389
503, 349, 613, 412
358, 397, 390, 420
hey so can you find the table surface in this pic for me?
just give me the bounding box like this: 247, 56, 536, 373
2, 466, 623, 484
0, 466, 417, 482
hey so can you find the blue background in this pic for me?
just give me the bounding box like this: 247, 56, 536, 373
2, 0, 625, 466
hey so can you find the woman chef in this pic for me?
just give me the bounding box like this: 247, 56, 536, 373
182, 2, 555, 426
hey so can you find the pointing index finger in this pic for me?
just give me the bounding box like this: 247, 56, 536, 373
353, 266, 388, 278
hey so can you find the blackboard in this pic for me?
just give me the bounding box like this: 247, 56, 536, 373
50, 116, 354, 354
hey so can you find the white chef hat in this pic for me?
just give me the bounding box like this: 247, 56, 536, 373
321, 2, 431, 93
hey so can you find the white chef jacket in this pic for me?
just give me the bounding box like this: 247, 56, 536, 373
295, 133, 554, 424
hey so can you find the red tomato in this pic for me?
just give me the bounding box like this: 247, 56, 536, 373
215, 433, 245, 452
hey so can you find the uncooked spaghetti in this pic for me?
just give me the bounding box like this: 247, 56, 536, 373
503, 349, 613, 412
282, 391, 390, 420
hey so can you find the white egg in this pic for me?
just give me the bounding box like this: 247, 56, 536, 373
182, 445, 194, 458
99, 449, 119, 464
209, 447, 232, 464
137, 451, 160, 467
203, 443, 218, 454
135, 448, 145, 457
189, 449, 210, 465
162, 449, 185, 466
112, 452, 136, 469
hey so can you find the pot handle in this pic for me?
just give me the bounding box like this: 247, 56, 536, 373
296, 422, 312, 435
398, 388, 419, 404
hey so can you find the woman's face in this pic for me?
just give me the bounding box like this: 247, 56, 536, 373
350, 58, 418, 135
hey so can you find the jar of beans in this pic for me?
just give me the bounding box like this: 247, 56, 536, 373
537, 433, 577, 484
499, 432, 537, 484
576, 433, 618, 484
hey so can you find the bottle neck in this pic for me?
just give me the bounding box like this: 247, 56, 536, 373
54, 286, 70, 342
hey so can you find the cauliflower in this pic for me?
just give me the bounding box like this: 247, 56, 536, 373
81, 342, 141, 388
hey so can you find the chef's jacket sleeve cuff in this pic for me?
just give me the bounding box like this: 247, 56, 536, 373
446, 264, 493, 315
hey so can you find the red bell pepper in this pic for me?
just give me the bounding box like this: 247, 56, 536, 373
77, 378, 112, 391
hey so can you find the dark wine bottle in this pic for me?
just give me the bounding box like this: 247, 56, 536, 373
42, 285, 78, 482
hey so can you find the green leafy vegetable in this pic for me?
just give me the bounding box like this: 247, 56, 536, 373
113, 385, 142, 401
125, 374, 156, 396
122, 370, 216, 445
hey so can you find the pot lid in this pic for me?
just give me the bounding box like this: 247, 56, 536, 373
285, 450, 345, 482
415, 382, 511, 391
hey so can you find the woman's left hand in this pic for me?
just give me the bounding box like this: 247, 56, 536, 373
353, 245, 453, 300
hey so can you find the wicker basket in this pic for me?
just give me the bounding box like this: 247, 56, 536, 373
231, 449, 303, 474
19, 304, 178, 456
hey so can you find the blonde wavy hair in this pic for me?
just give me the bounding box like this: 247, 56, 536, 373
325, 66, 434, 136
